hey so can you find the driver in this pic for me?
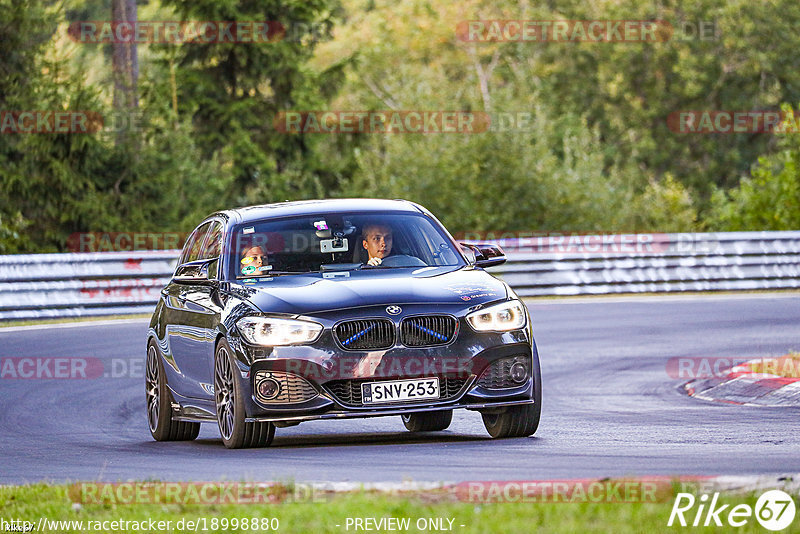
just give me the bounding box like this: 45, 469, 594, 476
362, 223, 393, 266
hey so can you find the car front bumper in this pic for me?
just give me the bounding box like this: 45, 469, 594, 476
223, 302, 539, 422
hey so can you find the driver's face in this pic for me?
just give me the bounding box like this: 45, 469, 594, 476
362, 225, 393, 259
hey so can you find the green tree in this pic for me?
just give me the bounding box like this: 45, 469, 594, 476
315, 0, 799, 231
158, 0, 346, 205
0, 0, 113, 251
708, 108, 800, 230
0, 0, 233, 251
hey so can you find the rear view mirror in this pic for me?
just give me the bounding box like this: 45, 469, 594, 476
459, 242, 506, 268
174, 258, 218, 284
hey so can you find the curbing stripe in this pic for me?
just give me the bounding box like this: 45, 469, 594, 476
685, 357, 800, 407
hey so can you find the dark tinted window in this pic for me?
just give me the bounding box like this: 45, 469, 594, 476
182, 221, 212, 264
179, 227, 202, 265
228, 212, 463, 278
200, 222, 223, 259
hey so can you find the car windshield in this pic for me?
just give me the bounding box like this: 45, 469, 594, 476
228, 212, 464, 278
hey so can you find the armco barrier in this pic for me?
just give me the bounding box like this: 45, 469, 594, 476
0, 232, 798, 320
489, 231, 800, 296
0, 250, 179, 321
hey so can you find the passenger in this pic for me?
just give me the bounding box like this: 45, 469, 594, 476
240, 246, 268, 274
361, 223, 393, 266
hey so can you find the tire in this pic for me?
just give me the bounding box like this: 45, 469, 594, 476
481, 349, 542, 438
145, 341, 200, 441
481, 403, 540, 438
214, 338, 275, 449
401, 410, 453, 432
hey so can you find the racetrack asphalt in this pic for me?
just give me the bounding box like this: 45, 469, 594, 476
0, 293, 798, 484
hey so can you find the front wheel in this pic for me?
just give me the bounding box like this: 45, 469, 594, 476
401, 410, 453, 432
481, 403, 540, 438
145, 341, 200, 441
214, 339, 275, 449
482, 346, 542, 438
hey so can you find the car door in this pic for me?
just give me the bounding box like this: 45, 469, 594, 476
186, 220, 227, 396
162, 221, 219, 399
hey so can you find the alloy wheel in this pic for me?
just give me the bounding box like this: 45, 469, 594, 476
145, 345, 160, 432
215, 346, 235, 441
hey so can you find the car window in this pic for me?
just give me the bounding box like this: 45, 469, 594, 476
228, 212, 464, 278
179, 227, 202, 265
200, 221, 223, 260
183, 221, 212, 264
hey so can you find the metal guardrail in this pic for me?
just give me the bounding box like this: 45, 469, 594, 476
0, 232, 798, 320
0, 251, 179, 321
490, 231, 800, 296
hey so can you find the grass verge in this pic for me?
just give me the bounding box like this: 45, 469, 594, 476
0, 483, 797, 533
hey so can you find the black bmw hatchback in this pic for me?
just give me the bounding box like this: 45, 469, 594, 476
146, 199, 541, 448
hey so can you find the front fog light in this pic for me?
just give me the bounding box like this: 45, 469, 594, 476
257, 378, 281, 400
510, 362, 528, 383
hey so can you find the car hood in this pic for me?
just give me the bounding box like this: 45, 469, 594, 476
231, 266, 509, 315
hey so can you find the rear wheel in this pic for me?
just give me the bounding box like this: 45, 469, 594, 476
214, 339, 275, 449
401, 410, 453, 432
145, 341, 200, 441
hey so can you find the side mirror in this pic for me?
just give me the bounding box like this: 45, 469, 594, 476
174, 258, 218, 284
459, 242, 506, 268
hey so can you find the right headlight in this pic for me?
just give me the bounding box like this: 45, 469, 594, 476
466, 300, 527, 332
236, 316, 323, 346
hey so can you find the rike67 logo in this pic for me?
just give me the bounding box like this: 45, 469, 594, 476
668, 490, 796, 530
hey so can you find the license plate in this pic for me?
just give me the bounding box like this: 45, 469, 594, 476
361, 378, 440, 404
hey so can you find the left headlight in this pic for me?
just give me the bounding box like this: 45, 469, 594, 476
466, 300, 527, 332
236, 316, 323, 346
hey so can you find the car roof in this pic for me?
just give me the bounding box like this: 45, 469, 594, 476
214, 198, 425, 226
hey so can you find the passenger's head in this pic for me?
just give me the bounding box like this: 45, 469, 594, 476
362, 223, 393, 260
241, 246, 266, 270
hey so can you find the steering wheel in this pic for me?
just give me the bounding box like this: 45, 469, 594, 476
378, 254, 427, 267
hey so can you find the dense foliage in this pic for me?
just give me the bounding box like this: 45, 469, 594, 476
1, 0, 798, 252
